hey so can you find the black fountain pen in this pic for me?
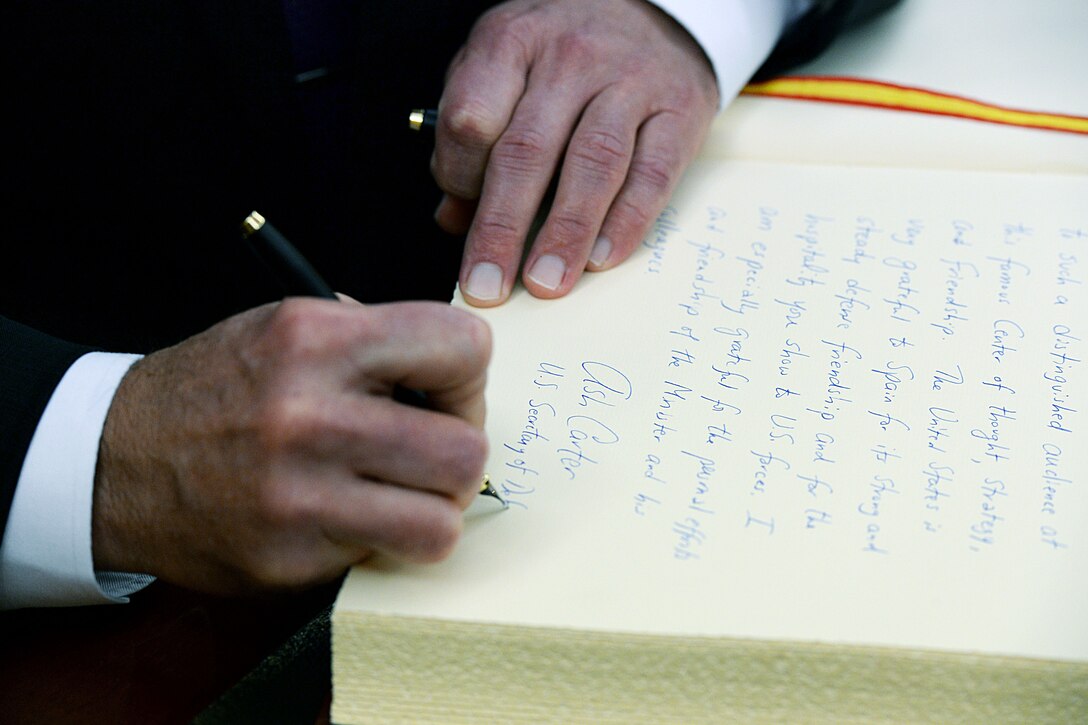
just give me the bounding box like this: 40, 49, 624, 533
240, 211, 505, 506
407, 108, 438, 132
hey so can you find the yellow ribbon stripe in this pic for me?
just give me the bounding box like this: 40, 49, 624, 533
742, 76, 1088, 136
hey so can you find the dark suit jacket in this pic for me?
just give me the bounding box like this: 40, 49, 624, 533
0, 0, 899, 542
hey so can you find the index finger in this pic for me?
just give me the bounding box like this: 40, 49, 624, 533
431, 10, 530, 203
351, 302, 492, 428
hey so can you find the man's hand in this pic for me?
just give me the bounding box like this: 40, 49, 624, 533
91, 299, 491, 595
433, 0, 719, 306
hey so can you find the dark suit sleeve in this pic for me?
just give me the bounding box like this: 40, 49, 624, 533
0, 0, 486, 547
754, 0, 903, 81
0, 317, 92, 539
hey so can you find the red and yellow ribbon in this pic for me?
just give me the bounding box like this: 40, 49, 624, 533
741, 75, 1088, 136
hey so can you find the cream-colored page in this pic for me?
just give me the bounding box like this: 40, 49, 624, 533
707, 0, 1088, 173
338, 160, 1088, 662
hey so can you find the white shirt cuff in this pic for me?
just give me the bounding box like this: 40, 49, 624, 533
651, 0, 812, 104
0, 351, 153, 609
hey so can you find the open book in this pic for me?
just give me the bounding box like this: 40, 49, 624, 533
333, 3, 1087, 722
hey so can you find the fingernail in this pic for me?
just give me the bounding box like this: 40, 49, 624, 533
465, 262, 503, 301
589, 237, 612, 268
527, 254, 566, 291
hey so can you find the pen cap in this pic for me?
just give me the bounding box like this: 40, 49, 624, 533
241, 211, 337, 299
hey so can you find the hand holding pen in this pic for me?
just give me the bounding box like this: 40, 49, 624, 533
89, 216, 495, 596
240, 211, 504, 506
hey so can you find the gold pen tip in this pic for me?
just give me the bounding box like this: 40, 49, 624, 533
479, 475, 507, 508
240, 211, 266, 237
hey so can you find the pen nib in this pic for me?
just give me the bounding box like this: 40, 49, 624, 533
479, 475, 508, 509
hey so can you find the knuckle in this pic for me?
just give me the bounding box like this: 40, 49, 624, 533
555, 30, 599, 67
444, 305, 493, 368
403, 503, 463, 563
475, 6, 519, 35
443, 99, 503, 151
568, 129, 629, 181
471, 213, 523, 247
256, 474, 313, 529
265, 300, 312, 346
628, 153, 675, 197
479, 8, 538, 54
430, 155, 475, 199
611, 195, 656, 234
240, 499, 326, 589
462, 313, 493, 366
548, 211, 597, 244
257, 395, 316, 450
264, 299, 340, 355
450, 427, 489, 482
491, 127, 549, 172
677, 78, 719, 112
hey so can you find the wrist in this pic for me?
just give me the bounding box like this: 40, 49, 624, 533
0, 352, 142, 609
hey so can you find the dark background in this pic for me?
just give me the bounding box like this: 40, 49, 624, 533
1, 0, 496, 355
